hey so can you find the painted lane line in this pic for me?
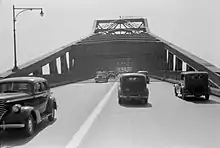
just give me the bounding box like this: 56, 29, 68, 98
65, 82, 118, 148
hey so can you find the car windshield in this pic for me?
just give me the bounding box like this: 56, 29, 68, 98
121, 76, 146, 91
0, 82, 32, 94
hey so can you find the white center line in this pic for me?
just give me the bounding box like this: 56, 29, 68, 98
65, 82, 118, 148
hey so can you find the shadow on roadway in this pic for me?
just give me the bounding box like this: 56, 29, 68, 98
0, 119, 56, 147
182, 96, 220, 104
120, 101, 152, 108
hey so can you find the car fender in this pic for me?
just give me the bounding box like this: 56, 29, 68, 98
118, 86, 121, 92
173, 84, 179, 88
20, 106, 41, 124
174, 84, 182, 93
117, 86, 121, 97
46, 96, 57, 111
50, 96, 57, 109
146, 88, 149, 96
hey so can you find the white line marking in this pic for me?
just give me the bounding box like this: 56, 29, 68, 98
65, 82, 118, 148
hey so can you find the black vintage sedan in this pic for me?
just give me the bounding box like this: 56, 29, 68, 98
174, 71, 210, 100
0, 77, 57, 136
118, 73, 149, 105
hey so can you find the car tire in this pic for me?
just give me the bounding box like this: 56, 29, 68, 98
24, 115, 35, 137
143, 99, 148, 105
174, 88, 178, 96
205, 94, 210, 100
48, 102, 56, 121
181, 90, 185, 100
118, 98, 123, 105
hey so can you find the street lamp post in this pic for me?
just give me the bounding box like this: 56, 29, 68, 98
12, 5, 44, 72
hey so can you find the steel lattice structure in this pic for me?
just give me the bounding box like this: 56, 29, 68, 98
92, 17, 149, 34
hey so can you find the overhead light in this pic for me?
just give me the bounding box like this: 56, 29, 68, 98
40, 9, 44, 17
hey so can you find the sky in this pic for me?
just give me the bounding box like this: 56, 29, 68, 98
0, 0, 220, 73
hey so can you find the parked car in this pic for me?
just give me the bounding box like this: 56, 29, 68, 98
0, 77, 57, 136
137, 71, 150, 84
118, 73, 149, 105
94, 71, 109, 83
174, 71, 210, 100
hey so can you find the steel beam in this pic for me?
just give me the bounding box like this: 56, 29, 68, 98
175, 57, 182, 71
60, 54, 68, 73
69, 50, 75, 71
33, 68, 42, 76
49, 60, 58, 74
186, 64, 195, 71
168, 52, 173, 70
93, 18, 149, 34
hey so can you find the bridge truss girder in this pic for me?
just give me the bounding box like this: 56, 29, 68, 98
0, 17, 219, 89
93, 17, 149, 34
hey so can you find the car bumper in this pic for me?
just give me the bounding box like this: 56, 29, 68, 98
0, 123, 25, 129
119, 95, 148, 100
184, 92, 208, 96
183, 90, 209, 96
95, 78, 108, 82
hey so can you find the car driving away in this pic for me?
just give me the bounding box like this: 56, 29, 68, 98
137, 70, 150, 84
118, 73, 149, 105
107, 71, 117, 79
174, 71, 210, 100
94, 71, 109, 83
0, 77, 57, 137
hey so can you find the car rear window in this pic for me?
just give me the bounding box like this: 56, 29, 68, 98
188, 74, 207, 80
122, 76, 145, 84
121, 76, 146, 91
123, 76, 145, 81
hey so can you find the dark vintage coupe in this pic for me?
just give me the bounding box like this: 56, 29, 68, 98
0, 77, 57, 136
118, 73, 149, 105
174, 71, 210, 100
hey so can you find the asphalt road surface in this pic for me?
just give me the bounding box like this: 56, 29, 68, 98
1, 78, 220, 148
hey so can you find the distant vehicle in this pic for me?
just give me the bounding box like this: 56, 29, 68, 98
108, 71, 117, 79
0, 77, 57, 137
137, 71, 150, 84
174, 71, 210, 100
118, 73, 149, 105
95, 71, 109, 83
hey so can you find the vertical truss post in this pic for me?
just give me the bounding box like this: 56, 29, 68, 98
175, 57, 183, 71
49, 60, 58, 74
60, 54, 68, 73
168, 52, 173, 71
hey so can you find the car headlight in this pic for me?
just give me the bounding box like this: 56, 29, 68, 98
12, 104, 21, 113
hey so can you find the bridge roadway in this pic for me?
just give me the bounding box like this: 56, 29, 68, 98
1, 78, 220, 148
